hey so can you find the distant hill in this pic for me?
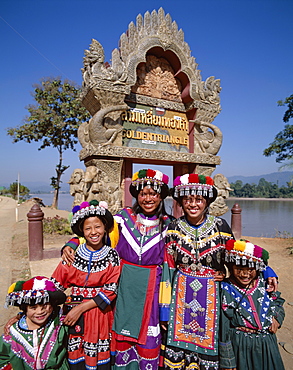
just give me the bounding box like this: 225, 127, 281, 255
1, 171, 292, 192
0, 181, 70, 193
227, 171, 293, 187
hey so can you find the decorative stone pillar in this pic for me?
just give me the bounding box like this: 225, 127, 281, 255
27, 203, 44, 261
231, 203, 242, 239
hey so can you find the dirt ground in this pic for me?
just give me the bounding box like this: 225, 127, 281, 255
0, 196, 292, 368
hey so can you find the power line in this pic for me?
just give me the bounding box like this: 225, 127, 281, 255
0, 15, 71, 79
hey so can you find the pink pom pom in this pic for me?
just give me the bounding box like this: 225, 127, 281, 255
254, 245, 263, 258
44, 280, 57, 292
99, 201, 108, 209
80, 202, 90, 209
162, 174, 169, 185
173, 176, 181, 187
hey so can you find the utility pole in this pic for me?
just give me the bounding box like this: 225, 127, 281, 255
16, 173, 20, 222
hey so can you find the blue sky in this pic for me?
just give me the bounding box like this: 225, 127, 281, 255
1, 0, 293, 188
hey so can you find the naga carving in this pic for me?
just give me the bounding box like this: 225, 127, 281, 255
192, 120, 223, 155
78, 104, 128, 149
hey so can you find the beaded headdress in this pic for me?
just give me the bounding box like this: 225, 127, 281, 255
5, 276, 66, 308
225, 239, 269, 271
172, 173, 217, 202
70, 200, 114, 237
130, 169, 169, 199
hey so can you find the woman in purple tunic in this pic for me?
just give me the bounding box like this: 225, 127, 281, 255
62, 168, 171, 370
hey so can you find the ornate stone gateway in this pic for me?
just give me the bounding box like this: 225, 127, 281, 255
70, 8, 230, 216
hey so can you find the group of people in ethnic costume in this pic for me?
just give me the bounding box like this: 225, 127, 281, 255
62, 169, 172, 370
1, 168, 285, 370
159, 174, 282, 370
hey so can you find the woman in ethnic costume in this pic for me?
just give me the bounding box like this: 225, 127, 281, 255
159, 174, 278, 370
51, 200, 120, 370
111, 169, 171, 370
62, 169, 172, 370
0, 276, 68, 370
220, 239, 285, 370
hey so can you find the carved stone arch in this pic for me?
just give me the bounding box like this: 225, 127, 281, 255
126, 46, 199, 106
77, 7, 225, 216
115, 8, 204, 104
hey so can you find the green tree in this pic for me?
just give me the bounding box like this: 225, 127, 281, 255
241, 183, 255, 198
256, 178, 271, 197
230, 180, 243, 197
263, 94, 293, 162
9, 182, 30, 201
7, 78, 90, 208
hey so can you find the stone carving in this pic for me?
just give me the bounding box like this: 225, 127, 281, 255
84, 166, 102, 202
209, 173, 232, 217
82, 39, 126, 87
192, 120, 223, 155
78, 103, 128, 149
75, 160, 123, 214
79, 144, 221, 165
132, 55, 182, 102
68, 169, 85, 206
127, 93, 186, 112
198, 76, 221, 105
80, 8, 221, 119
76, 8, 226, 211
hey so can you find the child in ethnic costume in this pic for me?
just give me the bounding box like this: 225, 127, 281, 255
51, 200, 120, 370
0, 276, 68, 370
220, 240, 285, 370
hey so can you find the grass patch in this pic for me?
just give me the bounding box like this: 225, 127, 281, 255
43, 215, 72, 235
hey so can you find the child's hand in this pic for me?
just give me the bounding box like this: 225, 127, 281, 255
266, 277, 278, 292
64, 306, 82, 327
214, 270, 226, 282
4, 315, 19, 335
62, 246, 75, 265
160, 321, 168, 331
269, 317, 280, 334
64, 299, 98, 326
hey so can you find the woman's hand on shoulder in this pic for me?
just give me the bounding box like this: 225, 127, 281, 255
269, 317, 280, 334
266, 277, 278, 292
214, 270, 226, 282
4, 315, 20, 335
61, 246, 75, 265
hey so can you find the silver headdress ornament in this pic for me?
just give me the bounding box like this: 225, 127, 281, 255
172, 174, 216, 200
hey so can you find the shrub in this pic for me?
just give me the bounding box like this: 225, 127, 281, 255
43, 215, 72, 235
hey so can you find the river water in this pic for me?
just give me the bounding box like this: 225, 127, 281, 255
31, 194, 293, 238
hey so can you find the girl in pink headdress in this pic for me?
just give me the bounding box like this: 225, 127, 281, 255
0, 276, 68, 369
220, 240, 285, 370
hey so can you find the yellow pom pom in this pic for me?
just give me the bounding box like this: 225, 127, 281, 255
109, 220, 120, 248
234, 240, 246, 252
79, 237, 86, 245
132, 172, 139, 181
7, 282, 16, 294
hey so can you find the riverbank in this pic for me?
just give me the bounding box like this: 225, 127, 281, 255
0, 197, 292, 367
229, 196, 293, 201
